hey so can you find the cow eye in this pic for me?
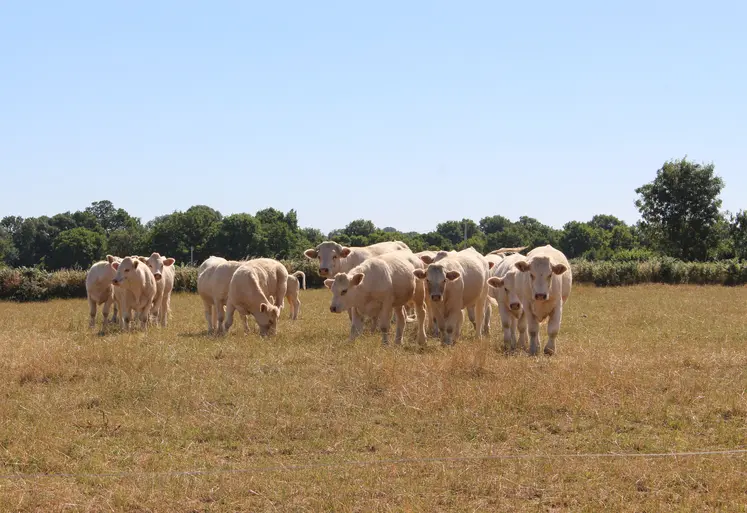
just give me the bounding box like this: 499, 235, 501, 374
530, 274, 535, 279
125, 269, 130, 273
505, 288, 509, 293
332, 256, 338, 260
341, 289, 347, 295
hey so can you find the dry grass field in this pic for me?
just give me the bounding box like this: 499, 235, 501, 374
0, 284, 746, 511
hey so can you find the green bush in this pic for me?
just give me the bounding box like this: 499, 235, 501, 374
1, 258, 745, 302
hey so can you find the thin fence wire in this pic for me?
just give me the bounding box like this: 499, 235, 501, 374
1, 448, 746, 481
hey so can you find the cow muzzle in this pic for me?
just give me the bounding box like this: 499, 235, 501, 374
319, 268, 329, 276
430, 294, 442, 302
534, 293, 548, 301
330, 305, 339, 313
510, 302, 521, 311
154, 273, 162, 281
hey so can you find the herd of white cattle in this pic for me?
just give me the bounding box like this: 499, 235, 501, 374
85, 240, 573, 356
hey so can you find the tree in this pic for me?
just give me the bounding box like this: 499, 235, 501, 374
559, 221, 605, 259
635, 157, 725, 261
730, 210, 747, 260
343, 219, 376, 238
0, 226, 18, 265
85, 200, 140, 234
212, 214, 265, 260
479, 215, 511, 235
436, 219, 479, 246
48, 228, 106, 270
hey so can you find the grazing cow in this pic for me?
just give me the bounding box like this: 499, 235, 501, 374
197, 259, 250, 334
138, 252, 176, 327
513, 244, 572, 356
111, 256, 157, 331
224, 258, 289, 336
414, 247, 491, 346
285, 271, 306, 320
199, 256, 227, 277
325, 251, 427, 346
85, 255, 122, 330
486, 253, 530, 352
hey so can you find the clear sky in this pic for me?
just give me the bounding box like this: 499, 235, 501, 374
1, 1, 744, 235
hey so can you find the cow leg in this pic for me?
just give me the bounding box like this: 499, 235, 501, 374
202, 298, 214, 334
377, 300, 394, 345
101, 297, 114, 333
466, 306, 476, 328
483, 300, 492, 336
88, 297, 97, 329
159, 292, 170, 328
527, 310, 541, 356
517, 312, 528, 352
499, 303, 514, 352
392, 304, 406, 345
474, 293, 487, 340
544, 305, 563, 356
349, 308, 365, 342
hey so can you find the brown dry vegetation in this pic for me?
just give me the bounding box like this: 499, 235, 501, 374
0, 284, 746, 511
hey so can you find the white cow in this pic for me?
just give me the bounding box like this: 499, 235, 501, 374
85, 255, 122, 330
414, 247, 491, 346
480, 246, 527, 336
486, 253, 530, 352
305, 240, 411, 328
138, 252, 176, 327
284, 271, 306, 320
512, 244, 572, 356
224, 258, 289, 337
111, 256, 157, 331
197, 259, 250, 335
198, 255, 227, 277
325, 251, 427, 346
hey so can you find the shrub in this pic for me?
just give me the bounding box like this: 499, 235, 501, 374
1, 258, 745, 302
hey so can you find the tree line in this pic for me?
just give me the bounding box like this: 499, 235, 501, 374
1, 157, 745, 272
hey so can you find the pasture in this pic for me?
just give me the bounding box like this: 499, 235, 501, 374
0, 284, 745, 511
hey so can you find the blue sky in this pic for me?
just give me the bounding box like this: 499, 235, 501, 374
1, 1, 744, 235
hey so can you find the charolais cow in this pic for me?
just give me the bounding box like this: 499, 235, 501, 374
285, 271, 306, 320
138, 252, 176, 327
414, 247, 491, 346
224, 258, 289, 337
325, 250, 427, 346
85, 255, 122, 331
513, 244, 572, 356
111, 256, 157, 331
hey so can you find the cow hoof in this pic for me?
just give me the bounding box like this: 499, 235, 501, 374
544, 346, 555, 356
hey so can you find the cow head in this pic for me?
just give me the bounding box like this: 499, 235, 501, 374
514, 256, 567, 301
139, 252, 175, 281
487, 270, 523, 312
254, 296, 280, 336
413, 264, 460, 302
324, 272, 364, 313
111, 256, 139, 287
304, 241, 353, 277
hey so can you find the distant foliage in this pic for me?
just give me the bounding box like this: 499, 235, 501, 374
2, 156, 747, 301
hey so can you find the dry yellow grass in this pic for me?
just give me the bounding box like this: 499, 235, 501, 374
0, 284, 746, 511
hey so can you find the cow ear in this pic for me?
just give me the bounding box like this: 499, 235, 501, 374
133, 260, 139, 268
515, 261, 530, 272
324, 279, 334, 289
304, 248, 318, 259
420, 255, 434, 264
488, 261, 495, 269
552, 263, 568, 275
340, 247, 352, 258
106, 254, 116, 263
111, 262, 120, 270
413, 269, 427, 280
164, 258, 175, 266
138, 256, 147, 263
487, 277, 504, 288
260, 302, 268, 313
350, 273, 364, 286
445, 270, 461, 281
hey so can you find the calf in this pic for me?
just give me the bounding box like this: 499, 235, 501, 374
414, 247, 491, 346
486, 253, 529, 352
224, 258, 289, 336
85, 255, 122, 330
325, 251, 427, 346
111, 256, 157, 331
513, 244, 572, 356
139, 252, 176, 327
284, 271, 306, 320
